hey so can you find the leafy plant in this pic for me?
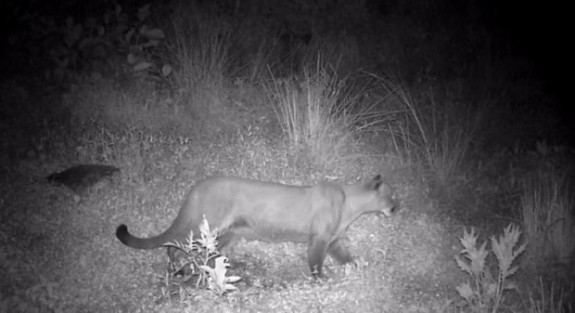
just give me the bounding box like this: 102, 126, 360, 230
161, 216, 241, 298
455, 224, 527, 313
200, 256, 241, 296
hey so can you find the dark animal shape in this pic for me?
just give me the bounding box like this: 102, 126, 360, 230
47, 164, 120, 194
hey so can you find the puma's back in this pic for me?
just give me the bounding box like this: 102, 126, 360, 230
117, 177, 312, 249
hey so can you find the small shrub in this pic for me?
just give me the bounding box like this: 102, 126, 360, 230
159, 216, 240, 300
455, 224, 527, 313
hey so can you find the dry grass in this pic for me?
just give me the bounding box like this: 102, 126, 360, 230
264, 63, 397, 169
375, 76, 482, 188
520, 165, 575, 274
167, 4, 233, 132
525, 278, 573, 313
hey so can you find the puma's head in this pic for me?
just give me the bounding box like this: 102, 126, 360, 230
375, 176, 398, 216
350, 174, 398, 217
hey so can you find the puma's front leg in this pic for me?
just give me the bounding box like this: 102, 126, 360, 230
307, 234, 330, 277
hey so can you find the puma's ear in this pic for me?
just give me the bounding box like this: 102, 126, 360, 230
366, 174, 383, 190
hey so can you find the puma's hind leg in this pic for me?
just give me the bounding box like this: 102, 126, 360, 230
327, 238, 353, 264
307, 238, 353, 278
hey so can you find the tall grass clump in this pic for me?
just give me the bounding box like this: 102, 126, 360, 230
264, 63, 396, 167
378, 76, 482, 187
525, 278, 573, 313
455, 224, 527, 313
520, 165, 575, 276
168, 4, 232, 126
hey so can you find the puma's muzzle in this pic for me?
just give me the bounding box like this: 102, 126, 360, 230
381, 200, 397, 216
375, 180, 398, 217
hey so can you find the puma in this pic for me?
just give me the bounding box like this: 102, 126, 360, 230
116, 175, 397, 277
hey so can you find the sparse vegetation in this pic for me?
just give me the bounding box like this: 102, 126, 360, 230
519, 153, 575, 276
525, 278, 573, 313
389, 80, 482, 189
168, 4, 233, 131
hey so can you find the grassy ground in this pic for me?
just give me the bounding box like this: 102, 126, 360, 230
1, 126, 463, 312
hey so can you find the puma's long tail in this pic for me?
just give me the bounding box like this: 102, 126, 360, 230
116, 224, 176, 249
